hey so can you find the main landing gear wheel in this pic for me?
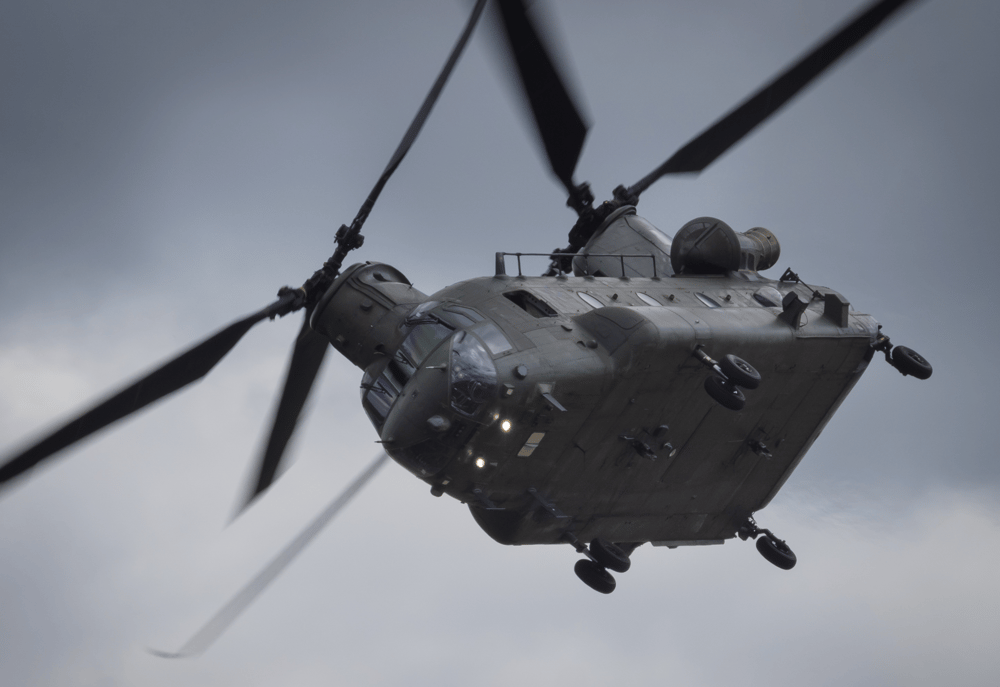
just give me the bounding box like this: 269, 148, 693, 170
892, 346, 933, 380
756, 536, 797, 570
590, 538, 631, 573
704, 375, 746, 411
720, 354, 761, 389
574, 559, 616, 594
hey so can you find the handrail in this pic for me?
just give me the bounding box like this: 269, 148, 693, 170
494, 252, 658, 278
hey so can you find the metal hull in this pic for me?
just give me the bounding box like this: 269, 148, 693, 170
372, 271, 879, 547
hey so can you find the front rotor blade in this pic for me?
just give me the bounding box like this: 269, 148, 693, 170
0, 292, 300, 489
240, 311, 329, 512
150, 452, 390, 659
628, 0, 918, 197
494, 0, 588, 195
336, 0, 487, 249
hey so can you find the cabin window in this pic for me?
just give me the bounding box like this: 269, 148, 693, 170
518, 431, 546, 457
695, 292, 721, 308
578, 292, 603, 309
504, 290, 558, 318
636, 292, 661, 306
753, 286, 783, 307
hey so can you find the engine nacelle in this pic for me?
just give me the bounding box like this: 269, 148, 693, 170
670, 217, 780, 275
311, 262, 428, 370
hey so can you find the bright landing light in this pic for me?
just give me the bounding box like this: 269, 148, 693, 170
475, 457, 486, 469
500, 419, 512, 432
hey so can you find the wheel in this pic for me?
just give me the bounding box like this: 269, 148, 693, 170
704, 375, 746, 411
720, 354, 761, 389
756, 536, 797, 570
574, 559, 616, 594
892, 346, 932, 380
590, 538, 631, 573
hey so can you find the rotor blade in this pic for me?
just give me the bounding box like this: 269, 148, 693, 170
494, 0, 588, 195
240, 311, 329, 512
0, 291, 300, 489
628, 0, 918, 197
343, 0, 486, 238
150, 452, 390, 659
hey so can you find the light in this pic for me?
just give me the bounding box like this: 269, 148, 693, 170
475, 457, 486, 469
500, 419, 512, 433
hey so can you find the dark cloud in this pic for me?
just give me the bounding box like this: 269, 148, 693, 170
1, 1, 999, 685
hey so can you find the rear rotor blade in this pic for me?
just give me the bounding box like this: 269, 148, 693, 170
628, 0, 919, 197
150, 452, 390, 659
240, 311, 329, 511
494, 0, 588, 196
0, 291, 301, 489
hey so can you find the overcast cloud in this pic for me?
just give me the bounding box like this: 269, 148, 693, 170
1, 1, 998, 685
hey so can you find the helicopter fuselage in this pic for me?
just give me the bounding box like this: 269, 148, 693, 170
312, 212, 879, 550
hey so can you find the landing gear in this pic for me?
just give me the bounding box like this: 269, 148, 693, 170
874, 334, 932, 380
755, 535, 797, 570
719, 354, 761, 389
566, 535, 631, 593
695, 348, 761, 411
738, 516, 797, 570
574, 559, 616, 594
704, 375, 746, 411
892, 346, 932, 380
590, 538, 631, 573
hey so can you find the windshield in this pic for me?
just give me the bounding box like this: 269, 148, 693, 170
449, 331, 499, 418
361, 320, 453, 429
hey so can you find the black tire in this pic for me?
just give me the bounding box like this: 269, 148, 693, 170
590, 538, 631, 573
720, 354, 761, 389
574, 559, 616, 594
892, 346, 932, 380
756, 536, 797, 570
704, 375, 746, 411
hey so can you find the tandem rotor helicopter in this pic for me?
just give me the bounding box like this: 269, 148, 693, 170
1, 0, 932, 655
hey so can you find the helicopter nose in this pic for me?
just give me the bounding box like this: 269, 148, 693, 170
380, 346, 451, 450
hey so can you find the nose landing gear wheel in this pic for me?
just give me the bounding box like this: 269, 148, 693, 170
756, 536, 797, 570
574, 559, 616, 594
590, 538, 631, 573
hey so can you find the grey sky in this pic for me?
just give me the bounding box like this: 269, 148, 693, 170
1, 1, 998, 685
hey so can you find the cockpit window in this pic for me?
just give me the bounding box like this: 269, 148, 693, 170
449, 331, 499, 417
360, 369, 394, 429
403, 300, 441, 326
399, 322, 452, 370
474, 322, 513, 356
361, 317, 454, 430
440, 305, 484, 327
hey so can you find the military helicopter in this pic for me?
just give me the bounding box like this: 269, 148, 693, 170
0, 0, 931, 655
